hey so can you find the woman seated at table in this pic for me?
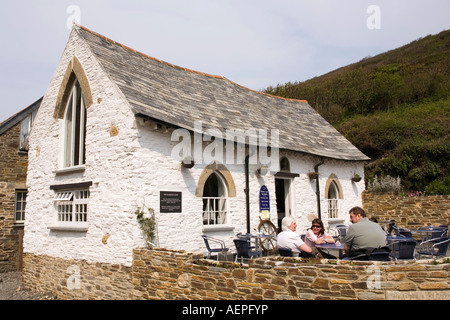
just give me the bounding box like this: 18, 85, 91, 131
304, 219, 337, 259
304, 219, 335, 248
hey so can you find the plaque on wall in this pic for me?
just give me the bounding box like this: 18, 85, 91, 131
160, 191, 182, 213
259, 185, 270, 219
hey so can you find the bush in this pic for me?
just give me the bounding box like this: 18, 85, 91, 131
368, 175, 402, 194
424, 177, 450, 195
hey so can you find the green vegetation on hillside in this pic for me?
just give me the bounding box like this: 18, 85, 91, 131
265, 30, 450, 194
337, 99, 449, 194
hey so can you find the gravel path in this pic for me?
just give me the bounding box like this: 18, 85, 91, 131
0, 272, 56, 300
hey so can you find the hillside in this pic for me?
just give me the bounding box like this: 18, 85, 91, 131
265, 30, 450, 194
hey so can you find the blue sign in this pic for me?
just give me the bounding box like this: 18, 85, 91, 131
259, 185, 270, 211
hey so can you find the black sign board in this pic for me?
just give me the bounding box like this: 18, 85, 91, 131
160, 191, 182, 213
259, 185, 270, 211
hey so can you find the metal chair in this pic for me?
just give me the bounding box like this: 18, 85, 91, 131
417, 237, 450, 259
386, 220, 396, 235
335, 225, 348, 242
429, 229, 447, 239
392, 226, 413, 238
278, 247, 294, 257
236, 232, 257, 251
348, 246, 391, 261
233, 238, 261, 263
417, 226, 447, 241
389, 240, 416, 260
369, 251, 391, 261
438, 226, 448, 237
201, 235, 230, 261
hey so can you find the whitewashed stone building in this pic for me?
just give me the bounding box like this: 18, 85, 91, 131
24, 25, 369, 267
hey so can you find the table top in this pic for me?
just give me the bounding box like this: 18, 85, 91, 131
411, 228, 443, 233
316, 243, 345, 250
386, 236, 415, 242
236, 233, 274, 239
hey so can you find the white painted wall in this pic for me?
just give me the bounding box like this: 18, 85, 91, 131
24, 29, 144, 267
24, 29, 366, 267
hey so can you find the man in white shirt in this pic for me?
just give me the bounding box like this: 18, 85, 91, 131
277, 216, 313, 257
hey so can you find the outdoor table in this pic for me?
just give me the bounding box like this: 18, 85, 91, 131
250, 233, 275, 254
236, 233, 274, 255
316, 242, 345, 259
410, 228, 446, 241
386, 235, 415, 243
386, 235, 415, 252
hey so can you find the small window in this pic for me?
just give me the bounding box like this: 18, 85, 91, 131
327, 181, 340, 219
202, 173, 228, 225
280, 157, 290, 172
19, 110, 37, 151
15, 190, 27, 223
53, 190, 89, 223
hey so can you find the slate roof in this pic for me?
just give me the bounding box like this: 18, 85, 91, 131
0, 97, 42, 136
74, 25, 369, 161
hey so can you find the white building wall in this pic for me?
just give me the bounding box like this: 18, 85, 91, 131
25, 29, 366, 268
24, 29, 144, 267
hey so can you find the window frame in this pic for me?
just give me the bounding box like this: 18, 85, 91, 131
202, 172, 229, 227
15, 189, 27, 224
50, 189, 90, 231
326, 180, 342, 219
63, 79, 86, 168
19, 110, 37, 151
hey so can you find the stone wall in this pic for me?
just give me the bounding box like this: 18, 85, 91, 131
22, 253, 133, 300
22, 248, 450, 300
132, 248, 449, 300
362, 192, 450, 228
0, 123, 27, 272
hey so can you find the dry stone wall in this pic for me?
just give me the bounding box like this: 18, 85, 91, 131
0, 123, 27, 272
22, 248, 450, 300
362, 192, 449, 228
132, 248, 450, 300
22, 252, 133, 300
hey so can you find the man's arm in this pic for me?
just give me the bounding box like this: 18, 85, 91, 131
299, 243, 312, 254
344, 226, 354, 257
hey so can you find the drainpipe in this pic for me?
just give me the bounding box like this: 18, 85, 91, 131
245, 154, 250, 233
314, 158, 325, 220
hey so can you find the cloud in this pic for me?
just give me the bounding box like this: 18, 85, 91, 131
1, 0, 449, 122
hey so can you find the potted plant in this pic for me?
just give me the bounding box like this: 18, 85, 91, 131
351, 174, 361, 182
182, 156, 195, 169
308, 172, 319, 180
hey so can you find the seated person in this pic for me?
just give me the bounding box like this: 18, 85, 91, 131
304, 218, 335, 248
344, 206, 387, 258
277, 216, 313, 257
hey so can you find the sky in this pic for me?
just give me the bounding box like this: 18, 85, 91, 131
1, 0, 449, 123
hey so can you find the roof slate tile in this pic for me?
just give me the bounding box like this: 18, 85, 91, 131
74, 25, 369, 161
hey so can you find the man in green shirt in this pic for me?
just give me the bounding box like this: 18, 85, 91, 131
344, 206, 386, 258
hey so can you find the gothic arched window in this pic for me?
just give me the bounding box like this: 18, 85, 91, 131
64, 79, 86, 168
